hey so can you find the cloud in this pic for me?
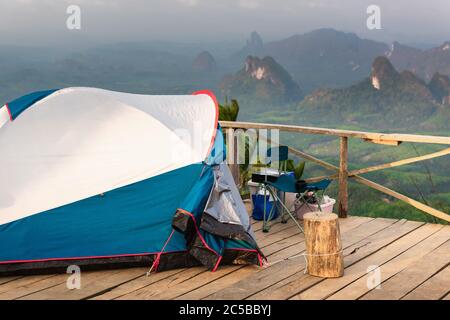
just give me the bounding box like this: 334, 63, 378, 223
238, 0, 261, 9
1, 0, 450, 46
8, 0, 121, 8
177, 0, 200, 7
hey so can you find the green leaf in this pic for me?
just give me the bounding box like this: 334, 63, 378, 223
219, 98, 240, 121
294, 161, 305, 180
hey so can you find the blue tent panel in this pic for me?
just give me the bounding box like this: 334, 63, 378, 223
0, 163, 204, 263
178, 165, 214, 220
206, 125, 226, 165
6, 89, 58, 120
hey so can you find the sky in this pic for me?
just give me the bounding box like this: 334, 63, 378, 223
0, 0, 449, 48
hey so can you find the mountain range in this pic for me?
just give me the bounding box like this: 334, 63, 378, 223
1, 27, 450, 117
232, 29, 450, 94
387, 41, 450, 81
297, 56, 450, 130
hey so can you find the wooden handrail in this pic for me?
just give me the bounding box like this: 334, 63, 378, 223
221, 121, 450, 223
220, 121, 450, 145
305, 147, 450, 183
289, 144, 450, 223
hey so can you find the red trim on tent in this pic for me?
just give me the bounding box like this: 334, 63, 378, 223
258, 253, 264, 267
0, 250, 186, 265
0, 248, 263, 267
192, 90, 219, 158
149, 228, 176, 273
176, 209, 264, 269
212, 255, 223, 272
176, 208, 220, 258
4, 104, 13, 121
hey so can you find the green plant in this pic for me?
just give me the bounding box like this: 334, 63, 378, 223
218, 98, 239, 121
217, 98, 250, 194
286, 159, 306, 180
238, 134, 257, 193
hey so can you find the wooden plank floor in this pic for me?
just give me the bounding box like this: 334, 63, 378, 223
1, 206, 449, 300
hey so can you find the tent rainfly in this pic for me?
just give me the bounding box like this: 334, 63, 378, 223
0, 87, 264, 275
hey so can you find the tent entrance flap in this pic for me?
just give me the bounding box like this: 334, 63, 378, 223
172, 163, 263, 270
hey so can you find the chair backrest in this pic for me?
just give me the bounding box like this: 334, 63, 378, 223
266, 145, 289, 173
267, 146, 288, 163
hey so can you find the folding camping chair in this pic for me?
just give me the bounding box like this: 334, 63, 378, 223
258, 146, 288, 232
260, 146, 332, 233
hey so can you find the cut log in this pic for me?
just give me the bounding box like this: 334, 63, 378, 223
303, 212, 344, 278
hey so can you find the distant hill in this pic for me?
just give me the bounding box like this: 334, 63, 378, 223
220, 56, 302, 105
387, 41, 450, 81
232, 31, 264, 61
298, 56, 450, 130
192, 51, 217, 73
429, 72, 450, 106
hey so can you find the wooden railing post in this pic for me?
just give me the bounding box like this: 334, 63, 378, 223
338, 137, 348, 218
226, 128, 240, 187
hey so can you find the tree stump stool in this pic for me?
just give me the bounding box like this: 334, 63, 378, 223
303, 212, 344, 278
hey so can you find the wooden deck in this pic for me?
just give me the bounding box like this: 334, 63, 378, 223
1, 207, 449, 300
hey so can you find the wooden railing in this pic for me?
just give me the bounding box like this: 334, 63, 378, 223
220, 120, 450, 223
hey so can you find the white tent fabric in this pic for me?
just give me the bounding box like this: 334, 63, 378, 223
0, 87, 217, 225
0, 106, 9, 129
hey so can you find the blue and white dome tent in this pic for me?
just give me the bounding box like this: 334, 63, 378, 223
0, 87, 264, 275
